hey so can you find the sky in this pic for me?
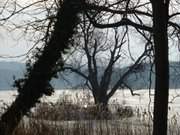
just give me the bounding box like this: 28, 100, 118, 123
0, 0, 180, 64
0, 0, 45, 62
0, 27, 34, 62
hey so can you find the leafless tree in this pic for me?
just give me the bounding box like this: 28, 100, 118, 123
63, 18, 151, 106
83, 0, 180, 135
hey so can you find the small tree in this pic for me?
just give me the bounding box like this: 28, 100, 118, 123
63, 20, 150, 106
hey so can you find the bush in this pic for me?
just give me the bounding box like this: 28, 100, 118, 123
116, 106, 134, 117
31, 100, 134, 121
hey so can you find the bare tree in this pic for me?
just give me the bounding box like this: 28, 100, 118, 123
83, 0, 180, 134
63, 17, 151, 106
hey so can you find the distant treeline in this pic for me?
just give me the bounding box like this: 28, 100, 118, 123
0, 61, 180, 90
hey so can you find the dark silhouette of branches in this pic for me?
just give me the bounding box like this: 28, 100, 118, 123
63, 19, 151, 105
0, 0, 83, 134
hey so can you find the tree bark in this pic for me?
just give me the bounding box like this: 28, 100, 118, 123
0, 0, 82, 134
152, 1, 169, 135
94, 94, 108, 106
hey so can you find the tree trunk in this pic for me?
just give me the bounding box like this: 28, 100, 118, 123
93, 90, 108, 106
0, 0, 82, 135
92, 91, 109, 119
152, 1, 169, 135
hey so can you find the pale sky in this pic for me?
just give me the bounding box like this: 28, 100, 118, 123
0, 0, 45, 62
0, 28, 34, 62
0, 0, 180, 63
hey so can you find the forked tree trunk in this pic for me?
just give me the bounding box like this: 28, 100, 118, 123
152, 1, 169, 135
0, 0, 82, 134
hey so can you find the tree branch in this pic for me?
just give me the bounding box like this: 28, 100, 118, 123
84, 3, 152, 17
87, 15, 153, 32
63, 67, 89, 80
107, 46, 150, 99
122, 82, 140, 96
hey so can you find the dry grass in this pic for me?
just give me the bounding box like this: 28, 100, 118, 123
1, 92, 180, 135
12, 110, 180, 135
13, 118, 152, 135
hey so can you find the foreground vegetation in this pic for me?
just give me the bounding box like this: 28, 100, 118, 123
0, 93, 177, 135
